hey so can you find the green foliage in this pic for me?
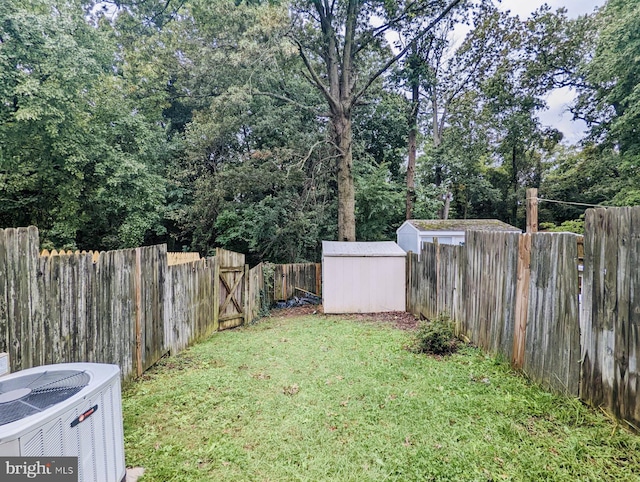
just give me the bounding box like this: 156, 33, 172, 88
2, 0, 638, 263
407, 315, 459, 356
573, 0, 640, 155
259, 262, 275, 315
540, 217, 585, 234
186, 145, 334, 263
355, 162, 404, 241
352, 90, 410, 182
0, 0, 170, 250
406, 5, 564, 226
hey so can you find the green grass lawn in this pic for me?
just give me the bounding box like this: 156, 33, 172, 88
123, 313, 640, 481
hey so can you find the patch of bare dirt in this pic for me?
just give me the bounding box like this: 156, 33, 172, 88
337, 311, 420, 331
269, 305, 419, 331
269, 305, 321, 319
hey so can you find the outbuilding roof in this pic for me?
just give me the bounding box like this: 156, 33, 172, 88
403, 219, 520, 232
322, 241, 406, 257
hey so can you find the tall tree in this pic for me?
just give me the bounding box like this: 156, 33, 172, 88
570, 0, 639, 154
0, 0, 168, 249
289, 0, 463, 240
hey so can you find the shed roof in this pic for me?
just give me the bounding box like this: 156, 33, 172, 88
322, 241, 406, 257
404, 219, 520, 232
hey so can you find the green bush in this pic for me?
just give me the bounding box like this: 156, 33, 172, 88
408, 315, 459, 356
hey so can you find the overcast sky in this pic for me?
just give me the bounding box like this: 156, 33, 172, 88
499, 0, 606, 144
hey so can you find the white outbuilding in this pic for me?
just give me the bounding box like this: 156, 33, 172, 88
322, 241, 406, 314
396, 219, 520, 254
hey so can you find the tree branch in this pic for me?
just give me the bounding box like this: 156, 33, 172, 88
251, 90, 323, 114
354, 1, 447, 55
293, 38, 339, 113
350, 0, 463, 107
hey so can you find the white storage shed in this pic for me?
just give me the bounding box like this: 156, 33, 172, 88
322, 241, 406, 314
396, 219, 520, 254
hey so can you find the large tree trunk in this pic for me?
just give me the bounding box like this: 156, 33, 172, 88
511, 143, 518, 224
442, 192, 452, 220
333, 112, 356, 241
298, 0, 463, 241
406, 81, 419, 220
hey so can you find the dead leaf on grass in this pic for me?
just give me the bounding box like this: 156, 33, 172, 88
283, 384, 299, 395
252, 372, 270, 380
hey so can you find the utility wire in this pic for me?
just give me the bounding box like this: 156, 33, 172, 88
534, 198, 606, 208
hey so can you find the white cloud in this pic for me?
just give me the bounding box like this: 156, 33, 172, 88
539, 87, 587, 145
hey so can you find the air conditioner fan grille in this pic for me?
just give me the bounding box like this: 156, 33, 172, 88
0, 370, 90, 426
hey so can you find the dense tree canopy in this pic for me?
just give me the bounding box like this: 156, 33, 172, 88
0, 0, 634, 260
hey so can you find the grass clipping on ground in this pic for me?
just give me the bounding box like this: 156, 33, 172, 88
123, 315, 640, 481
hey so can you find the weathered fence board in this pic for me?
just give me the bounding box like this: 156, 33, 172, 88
167, 252, 200, 266
138, 245, 168, 375
463, 231, 519, 358
436, 244, 465, 323
581, 207, 640, 427
0, 230, 8, 360
166, 257, 217, 355
0, 227, 40, 372
247, 263, 264, 323
407, 244, 437, 320
512, 234, 531, 368
523, 233, 580, 396
274, 263, 322, 301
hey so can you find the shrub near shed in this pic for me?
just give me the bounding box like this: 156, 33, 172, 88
407, 315, 459, 356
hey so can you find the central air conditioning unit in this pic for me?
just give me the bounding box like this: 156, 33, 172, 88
0, 363, 126, 482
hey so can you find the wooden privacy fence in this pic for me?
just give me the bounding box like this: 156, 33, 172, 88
274, 263, 322, 301
581, 208, 640, 427
0, 227, 266, 380
167, 252, 201, 266
408, 230, 581, 397
407, 207, 640, 429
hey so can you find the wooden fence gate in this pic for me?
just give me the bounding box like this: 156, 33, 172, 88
215, 248, 247, 330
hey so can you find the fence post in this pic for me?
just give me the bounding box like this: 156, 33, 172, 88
406, 251, 412, 312
135, 247, 143, 377
213, 254, 220, 331
526, 188, 538, 233
243, 264, 249, 325
435, 240, 441, 315
315, 263, 322, 297
512, 233, 531, 368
